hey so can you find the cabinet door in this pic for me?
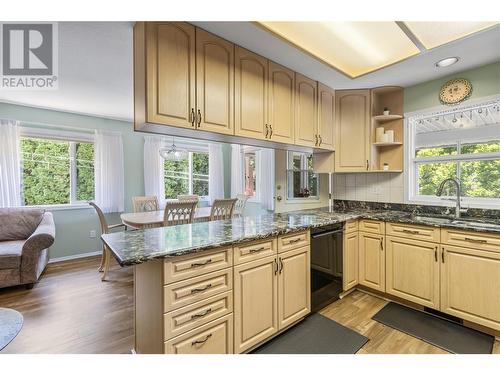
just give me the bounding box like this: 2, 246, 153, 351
294, 73, 318, 147
343, 231, 358, 291
234, 255, 278, 353
386, 236, 440, 309
146, 22, 196, 128
268, 61, 295, 143
441, 245, 500, 331
335, 90, 371, 172
359, 232, 385, 292
235, 47, 268, 140
317, 83, 335, 150
278, 247, 311, 330
195, 28, 234, 135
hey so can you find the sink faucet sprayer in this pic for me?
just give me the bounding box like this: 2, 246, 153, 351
436, 178, 468, 219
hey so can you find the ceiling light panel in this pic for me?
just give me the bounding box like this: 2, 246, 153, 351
258, 22, 420, 78
404, 22, 499, 49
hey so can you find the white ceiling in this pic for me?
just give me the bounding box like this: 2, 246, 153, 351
0, 21, 498, 122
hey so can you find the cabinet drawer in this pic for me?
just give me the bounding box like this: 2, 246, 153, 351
163, 268, 233, 312
234, 238, 277, 265
164, 314, 233, 354
278, 230, 310, 253
386, 222, 440, 243
441, 229, 500, 253
163, 247, 232, 284
359, 219, 385, 234
344, 220, 358, 233
164, 291, 233, 340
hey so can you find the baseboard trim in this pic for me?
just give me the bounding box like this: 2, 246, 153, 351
48, 251, 101, 264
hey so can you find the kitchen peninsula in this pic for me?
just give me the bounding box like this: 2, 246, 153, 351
102, 202, 500, 354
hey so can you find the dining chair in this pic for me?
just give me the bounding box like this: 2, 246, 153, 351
132, 196, 159, 213
210, 198, 237, 221
177, 194, 199, 203
233, 194, 249, 217
89, 202, 126, 281
163, 200, 198, 226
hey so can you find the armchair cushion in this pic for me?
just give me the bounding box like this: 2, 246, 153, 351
0, 208, 45, 241
0, 240, 23, 269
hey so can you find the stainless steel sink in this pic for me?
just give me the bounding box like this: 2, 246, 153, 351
450, 220, 500, 229
411, 216, 453, 224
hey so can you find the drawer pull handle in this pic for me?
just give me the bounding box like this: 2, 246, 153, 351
190, 259, 212, 268
249, 247, 266, 253
191, 333, 212, 346
191, 308, 212, 320
402, 229, 420, 235
464, 237, 487, 244
288, 238, 302, 244
190, 284, 212, 294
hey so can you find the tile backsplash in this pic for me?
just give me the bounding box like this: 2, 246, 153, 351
333, 173, 404, 203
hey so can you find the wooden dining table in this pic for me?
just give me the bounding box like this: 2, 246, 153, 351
120, 206, 212, 229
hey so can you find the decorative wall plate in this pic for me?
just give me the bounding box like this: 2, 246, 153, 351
439, 78, 473, 105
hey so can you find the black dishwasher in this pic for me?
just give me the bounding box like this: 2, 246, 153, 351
310, 223, 344, 312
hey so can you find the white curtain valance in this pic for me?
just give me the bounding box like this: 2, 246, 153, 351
0, 120, 21, 207
94, 130, 124, 213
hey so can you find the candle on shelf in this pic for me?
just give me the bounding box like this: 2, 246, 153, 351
386, 130, 394, 143
376, 127, 385, 143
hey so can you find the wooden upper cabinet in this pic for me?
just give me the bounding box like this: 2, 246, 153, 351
146, 22, 196, 128
317, 83, 335, 150
235, 47, 268, 140
267, 61, 295, 144
195, 28, 234, 135
294, 73, 318, 147
335, 90, 371, 172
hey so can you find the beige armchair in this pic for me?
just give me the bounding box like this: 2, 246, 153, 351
0, 208, 55, 289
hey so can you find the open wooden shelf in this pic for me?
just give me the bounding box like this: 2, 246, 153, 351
373, 114, 403, 122
371, 87, 404, 172
373, 141, 403, 147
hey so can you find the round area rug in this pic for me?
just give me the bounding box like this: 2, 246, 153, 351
0, 308, 23, 351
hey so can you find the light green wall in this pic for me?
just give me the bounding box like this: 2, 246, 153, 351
404, 61, 500, 113
0, 102, 145, 260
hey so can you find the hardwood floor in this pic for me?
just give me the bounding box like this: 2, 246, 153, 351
320, 291, 500, 354
1, 257, 498, 354
0, 257, 133, 354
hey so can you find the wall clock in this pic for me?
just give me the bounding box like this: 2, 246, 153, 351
439, 78, 473, 105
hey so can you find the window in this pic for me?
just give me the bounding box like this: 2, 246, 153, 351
408, 100, 500, 207
244, 151, 257, 198
286, 151, 319, 199
20, 136, 95, 206
164, 152, 209, 199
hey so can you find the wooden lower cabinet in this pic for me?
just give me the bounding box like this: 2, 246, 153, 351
440, 244, 500, 331
359, 232, 385, 292
164, 314, 233, 354
385, 236, 440, 309
278, 247, 311, 330
343, 231, 358, 291
233, 255, 279, 353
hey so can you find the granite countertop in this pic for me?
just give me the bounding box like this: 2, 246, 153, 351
102, 206, 500, 267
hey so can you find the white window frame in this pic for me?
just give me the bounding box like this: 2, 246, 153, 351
242, 146, 260, 203
163, 151, 210, 201
286, 151, 320, 201
405, 96, 500, 210
19, 127, 95, 210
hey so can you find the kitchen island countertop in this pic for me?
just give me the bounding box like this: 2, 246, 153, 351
102, 206, 500, 267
